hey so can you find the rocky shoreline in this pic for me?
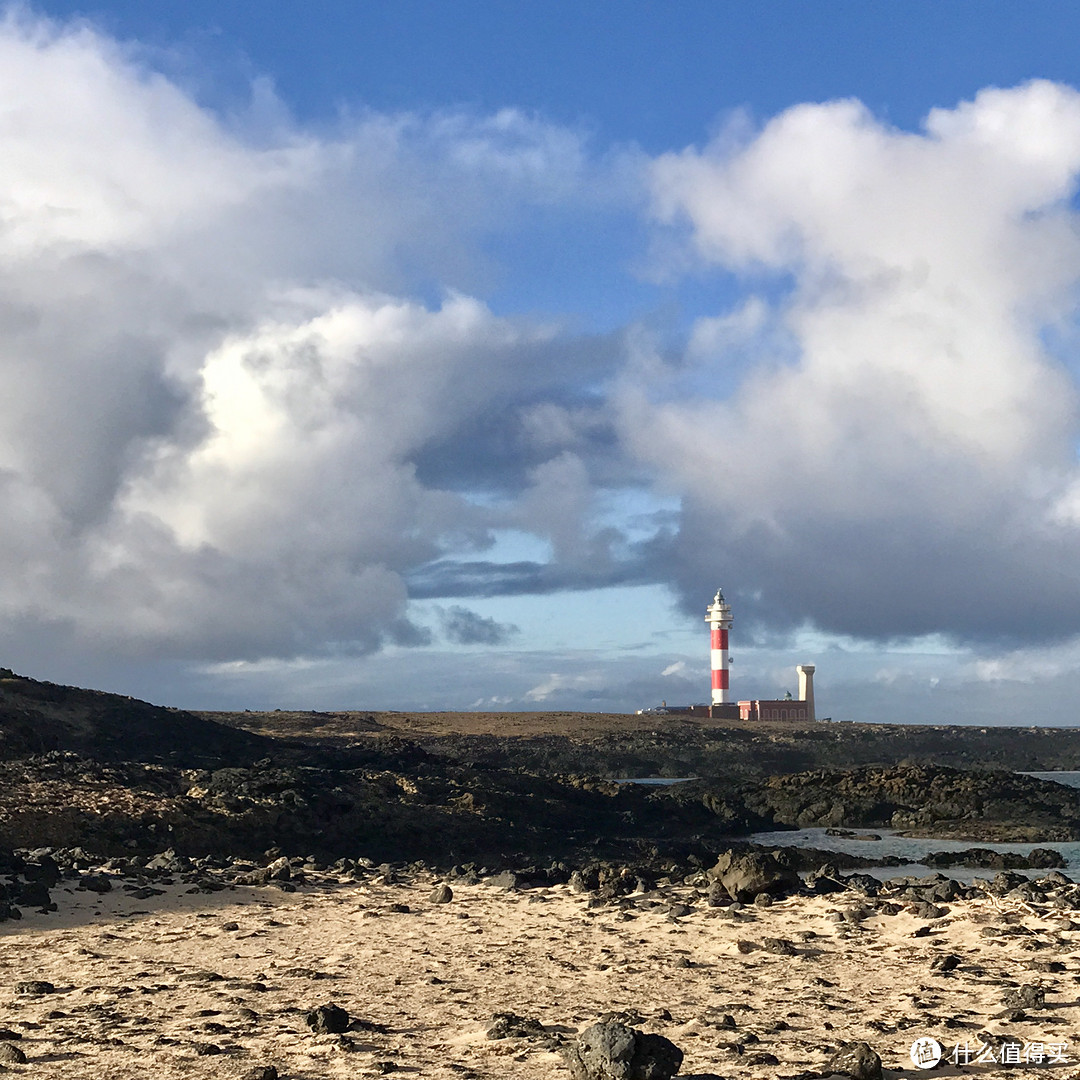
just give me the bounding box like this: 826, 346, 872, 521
3, 673, 1080, 1076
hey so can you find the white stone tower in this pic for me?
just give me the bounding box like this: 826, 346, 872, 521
797, 664, 816, 721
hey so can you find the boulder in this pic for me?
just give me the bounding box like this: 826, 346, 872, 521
828, 1041, 882, 1080
562, 1019, 683, 1080
1003, 984, 1046, 1010
305, 1003, 350, 1034
708, 850, 799, 902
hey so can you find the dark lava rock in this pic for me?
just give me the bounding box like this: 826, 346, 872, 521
1003, 985, 1046, 1010
925, 847, 1067, 871
828, 1040, 883, 1080
0, 1042, 26, 1064
486, 870, 519, 889
127, 886, 165, 900
429, 883, 453, 904
79, 873, 113, 893
11, 878, 54, 909
486, 1012, 547, 1040
14, 980, 54, 995
708, 849, 799, 902
843, 874, 880, 896
305, 1003, 350, 1034
931, 953, 962, 972
245, 1069, 278, 1080
761, 937, 798, 955
263, 856, 291, 881
563, 1019, 684, 1080
745, 764, 1080, 841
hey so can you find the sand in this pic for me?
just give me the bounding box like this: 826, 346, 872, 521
0, 873, 1077, 1079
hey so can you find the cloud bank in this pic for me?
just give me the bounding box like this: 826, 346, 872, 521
633, 81, 1080, 645
0, 11, 633, 666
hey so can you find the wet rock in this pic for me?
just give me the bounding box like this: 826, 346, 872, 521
562, 1019, 684, 1080
305, 1003, 350, 1034
828, 1040, 883, 1080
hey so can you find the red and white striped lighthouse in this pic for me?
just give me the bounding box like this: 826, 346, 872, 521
706, 588, 733, 705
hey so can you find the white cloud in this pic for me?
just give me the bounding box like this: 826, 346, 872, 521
0, 11, 628, 665
627, 81, 1080, 644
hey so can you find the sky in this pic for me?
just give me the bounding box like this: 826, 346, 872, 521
5, 3, 1080, 723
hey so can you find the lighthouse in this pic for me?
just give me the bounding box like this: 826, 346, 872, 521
705, 588, 733, 706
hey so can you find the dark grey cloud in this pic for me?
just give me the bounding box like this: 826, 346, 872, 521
439, 606, 519, 646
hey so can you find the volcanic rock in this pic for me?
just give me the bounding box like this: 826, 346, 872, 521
708, 849, 799, 902
828, 1040, 883, 1080
0, 1043, 27, 1064
562, 1019, 683, 1080
305, 1003, 350, 1034
486, 1012, 548, 1040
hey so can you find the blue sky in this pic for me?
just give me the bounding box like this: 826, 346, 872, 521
4, 2, 1080, 722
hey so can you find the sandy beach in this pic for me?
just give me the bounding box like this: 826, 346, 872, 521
0, 870, 1076, 1079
